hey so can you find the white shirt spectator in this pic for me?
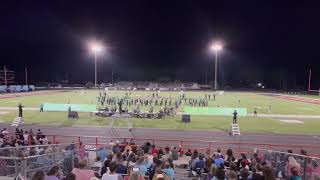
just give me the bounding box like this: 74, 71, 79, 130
101, 172, 122, 180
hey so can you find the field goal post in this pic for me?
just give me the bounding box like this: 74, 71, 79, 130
308, 68, 320, 96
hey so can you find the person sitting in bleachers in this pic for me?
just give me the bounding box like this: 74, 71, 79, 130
227, 170, 238, 180
115, 159, 127, 175
204, 157, 213, 173
162, 161, 175, 180
216, 166, 226, 180
97, 146, 109, 162
134, 156, 148, 176
237, 153, 250, 169
171, 146, 179, 161
101, 161, 123, 180
100, 159, 111, 177
194, 154, 205, 171
224, 149, 235, 167
72, 160, 95, 180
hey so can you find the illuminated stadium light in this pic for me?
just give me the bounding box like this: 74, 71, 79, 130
88, 40, 104, 87
211, 42, 223, 52
90, 42, 103, 54
210, 41, 223, 90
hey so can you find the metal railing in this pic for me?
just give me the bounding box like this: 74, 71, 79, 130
39, 134, 320, 157
256, 149, 320, 180
0, 143, 77, 179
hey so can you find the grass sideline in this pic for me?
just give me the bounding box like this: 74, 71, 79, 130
0, 90, 319, 134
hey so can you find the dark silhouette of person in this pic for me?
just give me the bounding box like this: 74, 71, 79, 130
40, 104, 44, 112
118, 100, 123, 114
18, 103, 24, 117
233, 110, 238, 124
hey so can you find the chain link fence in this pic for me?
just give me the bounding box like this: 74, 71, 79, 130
0, 143, 78, 179
256, 149, 320, 180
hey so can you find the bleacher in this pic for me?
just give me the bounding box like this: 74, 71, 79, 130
0, 130, 320, 180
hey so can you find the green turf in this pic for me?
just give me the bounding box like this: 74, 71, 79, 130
0, 90, 319, 134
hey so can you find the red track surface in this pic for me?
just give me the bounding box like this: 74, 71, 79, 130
274, 95, 320, 105
0, 90, 66, 99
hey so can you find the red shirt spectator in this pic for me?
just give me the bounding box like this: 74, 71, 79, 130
151, 145, 158, 156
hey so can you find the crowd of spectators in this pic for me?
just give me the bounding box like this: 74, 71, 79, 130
0, 128, 311, 180
185, 147, 306, 180
0, 128, 49, 147
27, 139, 309, 180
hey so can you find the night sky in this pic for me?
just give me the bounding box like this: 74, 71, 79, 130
1, 0, 320, 89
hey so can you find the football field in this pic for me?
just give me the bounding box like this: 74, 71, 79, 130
0, 90, 319, 134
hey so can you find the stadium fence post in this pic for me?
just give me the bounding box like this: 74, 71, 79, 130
78, 136, 81, 144
53, 135, 56, 144
13, 148, 18, 177
95, 137, 98, 154
303, 157, 307, 180
238, 143, 241, 153
152, 139, 155, 145
180, 140, 183, 153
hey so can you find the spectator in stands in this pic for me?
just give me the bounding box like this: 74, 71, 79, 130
23, 131, 29, 145
151, 145, 158, 156
224, 149, 235, 167
164, 146, 172, 157
78, 142, 87, 160
254, 164, 263, 176
171, 146, 179, 160
97, 146, 109, 162
46, 166, 61, 180
290, 167, 302, 180
263, 166, 276, 180
134, 156, 148, 176
237, 153, 250, 169
162, 161, 174, 180
1, 128, 9, 139
204, 148, 212, 159
101, 161, 123, 180
158, 148, 164, 159
207, 164, 217, 180
142, 142, 151, 154
65, 173, 76, 180
191, 150, 199, 161
152, 168, 170, 180
100, 159, 111, 176
213, 148, 224, 159
227, 170, 238, 180
240, 168, 250, 180
216, 167, 226, 180
149, 156, 160, 179
124, 172, 144, 180
39, 135, 48, 145
36, 129, 43, 140
214, 154, 224, 168
92, 156, 103, 176
185, 149, 192, 156
116, 159, 128, 175
287, 156, 301, 178
204, 157, 213, 173
300, 149, 307, 156
32, 170, 46, 180
72, 160, 94, 180
194, 154, 205, 170
112, 142, 121, 154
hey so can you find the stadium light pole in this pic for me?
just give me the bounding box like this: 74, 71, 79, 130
210, 42, 223, 90
90, 42, 103, 87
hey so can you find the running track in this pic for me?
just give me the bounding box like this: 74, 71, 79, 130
1, 123, 320, 155
264, 94, 320, 105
